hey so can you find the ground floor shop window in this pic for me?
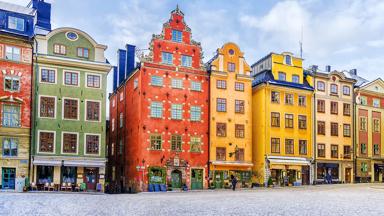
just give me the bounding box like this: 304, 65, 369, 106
148, 167, 165, 184
317, 163, 339, 182
37, 166, 54, 184
61, 167, 77, 184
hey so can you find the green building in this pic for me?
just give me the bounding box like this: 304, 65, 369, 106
31, 27, 111, 191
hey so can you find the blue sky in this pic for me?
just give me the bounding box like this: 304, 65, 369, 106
8, 0, 384, 92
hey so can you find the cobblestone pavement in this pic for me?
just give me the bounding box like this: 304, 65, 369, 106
1, 184, 383, 216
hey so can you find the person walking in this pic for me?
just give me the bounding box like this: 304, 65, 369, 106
231, 175, 238, 191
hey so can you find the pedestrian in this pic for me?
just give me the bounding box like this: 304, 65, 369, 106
231, 175, 238, 191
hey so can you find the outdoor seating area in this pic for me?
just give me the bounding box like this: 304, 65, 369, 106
148, 184, 167, 192
30, 182, 88, 192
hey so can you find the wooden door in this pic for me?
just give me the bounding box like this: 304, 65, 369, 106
84, 168, 98, 190
345, 168, 351, 183
171, 170, 181, 188
2, 168, 16, 189
191, 169, 203, 190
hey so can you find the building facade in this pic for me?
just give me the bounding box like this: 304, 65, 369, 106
313, 69, 355, 183
0, 2, 35, 190
251, 52, 314, 186
207, 42, 253, 189
355, 78, 384, 182
109, 7, 209, 191
31, 27, 111, 191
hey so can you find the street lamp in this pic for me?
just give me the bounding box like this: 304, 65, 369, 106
136, 159, 146, 191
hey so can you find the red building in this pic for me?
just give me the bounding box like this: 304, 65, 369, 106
108, 7, 209, 192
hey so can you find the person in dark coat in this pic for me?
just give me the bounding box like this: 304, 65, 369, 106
231, 175, 238, 191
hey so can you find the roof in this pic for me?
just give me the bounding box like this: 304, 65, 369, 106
0, 1, 35, 16
343, 70, 369, 87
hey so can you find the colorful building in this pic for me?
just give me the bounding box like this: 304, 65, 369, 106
0, 1, 35, 190
251, 52, 314, 186
312, 67, 356, 183
206, 42, 253, 189
31, 26, 111, 191
108, 7, 209, 192
354, 78, 384, 182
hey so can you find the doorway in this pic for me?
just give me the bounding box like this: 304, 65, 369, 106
345, 168, 351, 183
2, 168, 16, 189
301, 166, 310, 185
84, 168, 98, 190
191, 169, 203, 190
171, 170, 182, 188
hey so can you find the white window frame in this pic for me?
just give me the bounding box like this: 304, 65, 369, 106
8, 16, 25, 31
85, 73, 102, 89
62, 97, 80, 121
38, 95, 57, 119
37, 130, 56, 154
84, 99, 102, 122
4, 76, 20, 92
39, 67, 57, 85
5, 46, 21, 62
171, 78, 183, 89
61, 131, 79, 155
84, 133, 101, 156
63, 70, 80, 87
191, 81, 201, 92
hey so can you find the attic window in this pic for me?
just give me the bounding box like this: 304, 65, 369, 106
176, 19, 179, 24
229, 49, 235, 55
8, 16, 24, 31
66, 32, 78, 41
284, 55, 292, 65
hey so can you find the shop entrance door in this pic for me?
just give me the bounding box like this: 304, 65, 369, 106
84, 168, 98, 190
301, 166, 310, 185
191, 169, 203, 190
171, 170, 182, 188
2, 168, 16, 189
214, 171, 224, 188
345, 168, 351, 183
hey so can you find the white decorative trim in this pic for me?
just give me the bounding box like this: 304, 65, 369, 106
84, 133, 101, 156
37, 130, 56, 154
38, 95, 57, 119
62, 70, 80, 87
39, 67, 57, 85
84, 99, 102, 122
62, 97, 80, 121
60, 131, 79, 155
85, 72, 102, 89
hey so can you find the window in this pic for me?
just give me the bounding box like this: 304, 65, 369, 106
330, 84, 338, 95
360, 117, 367, 131
374, 144, 380, 156
235, 124, 244, 138
119, 113, 123, 128
317, 121, 325, 135
317, 100, 325, 113
285, 139, 294, 154
171, 104, 182, 120
63, 99, 78, 120
360, 143, 367, 154
216, 80, 226, 89
64, 71, 79, 86
150, 134, 162, 150
190, 106, 201, 121
119, 140, 123, 155
343, 103, 351, 116
62, 133, 77, 154
228, 62, 235, 72
331, 145, 338, 158
343, 124, 351, 137
271, 112, 280, 127
299, 140, 307, 155
53, 44, 66, 55
216, 123, 226, 137
373, 99, 380, 108
361, 162, 368, 173
181, 55, 192, 67
171, 135, 182, 151
151, 75, 163, 86
86, 101, 100, 121
278, 72, 286, 81
2, 138, 18, 156
343, 86, 350, 95
292, 75, 299, 83
87, 74, 100, 88
285, 93, 294, 105
190, 136, 201, 152
112, 118, 115, 132
285, 114, 294, 128
298, 115, 307, 129
235, 82, 244, 91
271, 138, 280, 153
360, 96, 367, 105
39, 131, 54, 153
373, 119, 380, 132
217, 98, 226, 112
317, 81, 325, 91
235, 148, 244, 161
171, 78, 183, 89
77, 47, 89, 58
4, 76, 20, 92
216, 147, 226, 161
5, 46, 20, 61
40, 96, 55, 118
318, 144, 325, 157
8, 16, 24, 31
331, 122, 338, 136
271, 91, 280, 103
344, 146, 351, 159
85, 134, 100, 155
172, 30, 182, 42
235, 100, 244, 113
330, 101, 338, 114
41, 69, 56, 83
162, 52, 173, 65
298, 95, 306, 106
134, 78, 138, 89
150, 102, 163, 118
191, 81, 201, 91
2, 104, 20, 127
284, 55, 292, 65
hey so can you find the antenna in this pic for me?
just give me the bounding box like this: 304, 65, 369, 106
299, 25, 303, 58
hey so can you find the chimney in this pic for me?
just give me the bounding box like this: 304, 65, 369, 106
325, 65, 331, 72
113, 66, 118, 92
117, 49, 127, 85
350, 69, 357, 75
125, 44, 136, 78
32, 0, 51, 31
311, 65, 318, 72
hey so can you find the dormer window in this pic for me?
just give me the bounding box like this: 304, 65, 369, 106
284, 55, 292, 65
54, 44, 66, 55
172, 30, 182, 43
8, 16, 25, 32
77, 47, 89, 58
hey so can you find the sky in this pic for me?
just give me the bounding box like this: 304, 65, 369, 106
6, 0, 384, 93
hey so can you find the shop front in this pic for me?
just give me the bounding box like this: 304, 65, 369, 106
373, 162, 384, 182
209, 161, 253, 189
356, 159, 371, 183
316, 163, 339, 184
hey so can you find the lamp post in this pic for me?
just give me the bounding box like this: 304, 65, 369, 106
136, 159, 146, 192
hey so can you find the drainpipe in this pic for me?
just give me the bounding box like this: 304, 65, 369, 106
207, 69, 211, 189
26, 37, 34, 184
30, 36, 39, 184
353, 89, 357, 183
313, 71, 317, 185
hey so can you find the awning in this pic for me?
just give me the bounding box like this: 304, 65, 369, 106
267, 156, 311, 166
33, 159, 62, 166
211, 161, 253, 167
63, 160, 106, 168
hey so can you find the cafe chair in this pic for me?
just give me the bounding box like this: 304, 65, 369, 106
31, 182, 38, 191
44, 182, 49, 191
60, 183, 66, 191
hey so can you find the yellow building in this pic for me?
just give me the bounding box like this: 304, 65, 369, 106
312, 69, 355, 184
251, 52, 313, 186
207, 42, 253, 188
